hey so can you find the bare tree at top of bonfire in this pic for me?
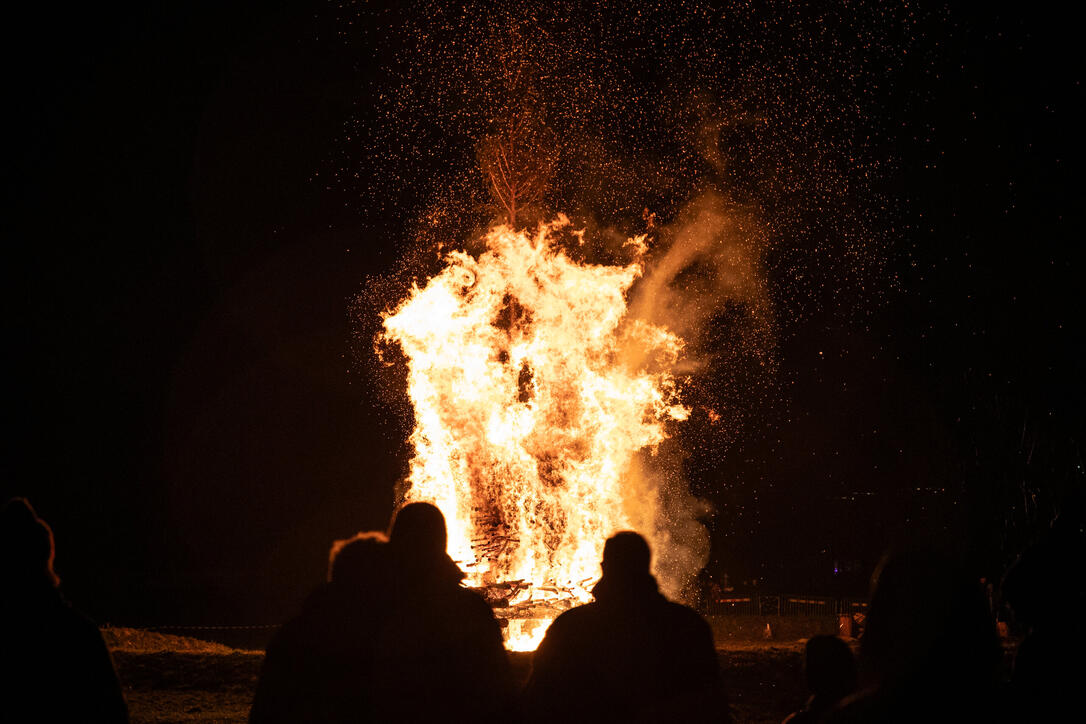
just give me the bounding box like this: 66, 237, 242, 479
477, 102, 556, 228
472, 20, 561, 228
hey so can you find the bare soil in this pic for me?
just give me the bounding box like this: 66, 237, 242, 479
107, 628, 812, 723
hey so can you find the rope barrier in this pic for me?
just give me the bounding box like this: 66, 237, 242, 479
106, 624, 279, 631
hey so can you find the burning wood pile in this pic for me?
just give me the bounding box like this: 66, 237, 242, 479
381, 218, 689, 649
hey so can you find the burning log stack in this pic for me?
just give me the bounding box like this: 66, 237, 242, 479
470, 579, 593, 621
470, 503, 519, 574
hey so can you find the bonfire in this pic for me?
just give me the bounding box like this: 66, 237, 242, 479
381, 217, 689, 649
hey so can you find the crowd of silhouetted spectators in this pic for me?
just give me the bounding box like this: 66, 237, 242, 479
2, 493, 1083, 723
248, 505, 726, 722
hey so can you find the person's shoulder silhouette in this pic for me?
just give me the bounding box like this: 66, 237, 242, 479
250, 531, 391, 724
824, 547, 1001, 724
369, 502, 514, 722
783, 635, 856, 724
0, 497, 129, 723
525, 531, 728, 723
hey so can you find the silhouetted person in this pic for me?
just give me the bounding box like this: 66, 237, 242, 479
824, 548, 1002, 724
250, 531, 391, 723
1002, 489, 1086, 722
363, 501, 514, 721
0, 497, 128, 723
524, 531, 728, 723
783, 635, 857, 724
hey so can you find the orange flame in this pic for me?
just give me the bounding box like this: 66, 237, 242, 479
382, 216, 689, 646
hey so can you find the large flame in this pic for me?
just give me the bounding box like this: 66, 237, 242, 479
381, 216, 689, 648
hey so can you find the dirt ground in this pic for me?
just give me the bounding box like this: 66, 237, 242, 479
107, 628, 812, 723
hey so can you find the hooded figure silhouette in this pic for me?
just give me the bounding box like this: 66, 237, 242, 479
524, 531, 728, 723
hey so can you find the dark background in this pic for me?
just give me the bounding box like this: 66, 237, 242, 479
5, 1, 1082, 626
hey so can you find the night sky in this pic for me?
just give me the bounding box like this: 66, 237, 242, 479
6, 1, 1082, 626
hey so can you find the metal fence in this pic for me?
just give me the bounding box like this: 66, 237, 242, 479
706, 594, 868, 617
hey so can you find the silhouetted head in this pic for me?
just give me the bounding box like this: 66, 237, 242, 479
804, 635, 857, 701
0, 497, 59, 588
386, 502, 466, 589
328, 531, 388, 589
389, 502, 448, 560
592, 531, 659, 605
861, 548, 999, 691
601, 531, 652, 580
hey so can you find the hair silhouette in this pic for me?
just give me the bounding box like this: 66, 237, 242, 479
328, 530, 388, 587
0, 496, 59, 587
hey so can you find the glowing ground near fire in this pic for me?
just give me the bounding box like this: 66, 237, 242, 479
381, 218, 692, 649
